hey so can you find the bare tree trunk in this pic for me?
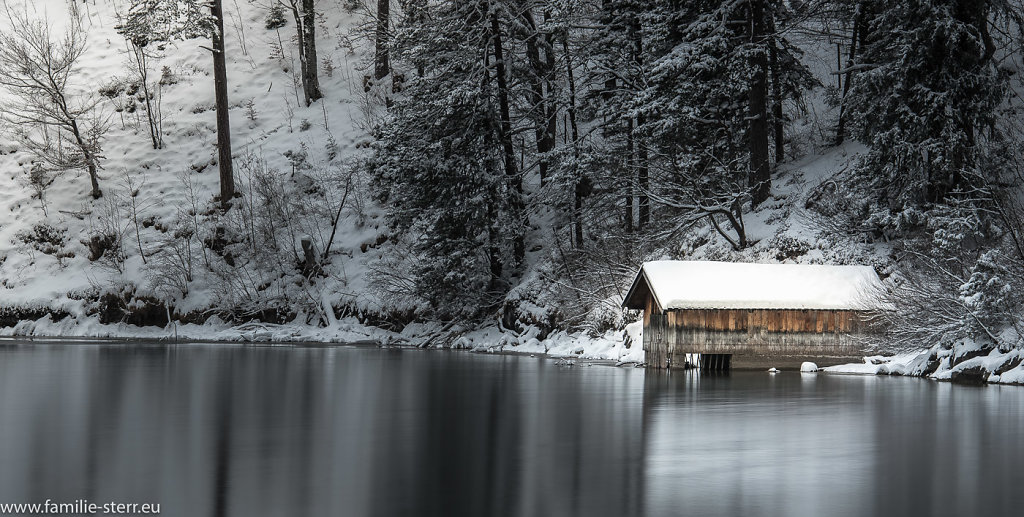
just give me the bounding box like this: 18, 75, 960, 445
286, 1, 322, 106
212, 0, 234, 208
131, 45, 162, 149
301, 0, 322, 105
63, 111, 103, 199
87, 161, 101, 198
562, 33, 584, 247
747, 0, 771, 208
490, 7, 525, 265
768, 20, 783, 163
625, 118, 634, 232
521, 10, 555, 186
637, 115, 649, 228
600, 0, 616, 102
401, 0, 427, 77
835, 6, 864, 145
631, 15, 649, 228
375, 0, 390, 82
542, 13, 557, 188
482, 41, 503, 285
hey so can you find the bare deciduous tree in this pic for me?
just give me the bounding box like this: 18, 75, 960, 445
0, 8, 107, 199
116, 1, 169, 149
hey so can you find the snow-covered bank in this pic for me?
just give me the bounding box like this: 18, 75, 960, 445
446, 320, 645, 364
0, 313, 391, 343
0, 313, 645, 363
825, 340, 1024, 386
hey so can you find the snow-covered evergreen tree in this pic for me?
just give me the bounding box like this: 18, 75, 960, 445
846, 0, 1006, 211
369, 1, 527, 317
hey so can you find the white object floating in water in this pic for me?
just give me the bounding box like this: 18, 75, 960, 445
801, 362, 819, 373
768, 367, 779, 373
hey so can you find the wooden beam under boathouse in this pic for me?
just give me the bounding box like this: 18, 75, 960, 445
622, 261, 885, 370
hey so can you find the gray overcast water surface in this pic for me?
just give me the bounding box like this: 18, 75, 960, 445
0, 342, 1022, 517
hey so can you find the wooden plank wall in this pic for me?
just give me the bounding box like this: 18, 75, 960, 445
646, 313, 669, 369
642, 307, 868, 368
668, 309, 862, 333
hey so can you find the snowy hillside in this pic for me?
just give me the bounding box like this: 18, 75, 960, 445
0, 1, 380, 324
0, 1, 1022, 380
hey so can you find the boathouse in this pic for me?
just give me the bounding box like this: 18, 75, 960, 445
623, 261, 883, 369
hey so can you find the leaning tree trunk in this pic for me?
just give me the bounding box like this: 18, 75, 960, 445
212, 0, 234, 208
86, 158, 101, 199
747, 0, 771, 208
64, 112, 102, 199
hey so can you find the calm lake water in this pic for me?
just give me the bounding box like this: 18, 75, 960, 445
0, 341, 1022, 517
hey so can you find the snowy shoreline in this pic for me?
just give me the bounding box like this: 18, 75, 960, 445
822, 341, 1024, 386
0, 312, 646, 364
4, 313, 1024, 386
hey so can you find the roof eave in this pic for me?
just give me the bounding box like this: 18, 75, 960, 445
622, 265, 664, 311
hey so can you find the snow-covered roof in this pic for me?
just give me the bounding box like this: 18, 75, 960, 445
623, 260, 883, 311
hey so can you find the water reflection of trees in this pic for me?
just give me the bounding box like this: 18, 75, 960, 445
0, 346, 649, 517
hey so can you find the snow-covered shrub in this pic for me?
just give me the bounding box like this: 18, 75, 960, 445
804, 179, 846, 218
767, 235, 811, 261
26, 164, 53, 215
186, 150, 358, 323
84, 196, 130, 273
244, 98, 258, 121
83, 233, 120, 263
959, 250, 1018, 347
322, 56, 335, 78
90, 283, 169, 327
147, 216, 198, 300
16, 223, 67, 256
283, 145, 310, 174
159, 66, 178, 86
539, 232, 648, 333
875, 200, 1024, 352
265, 4, 287, 30
582, 303, 625, 338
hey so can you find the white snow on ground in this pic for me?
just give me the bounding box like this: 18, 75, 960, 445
1, 309, 643, 362
0, 312, 391, 343
0, 1, 647, 363
0, 0, 384, 310
825, 342, 1024, 386
824, 355, 914, 375
0, 2, 1020, 377
449, 322, 645, 363
634, 260, 884, 310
